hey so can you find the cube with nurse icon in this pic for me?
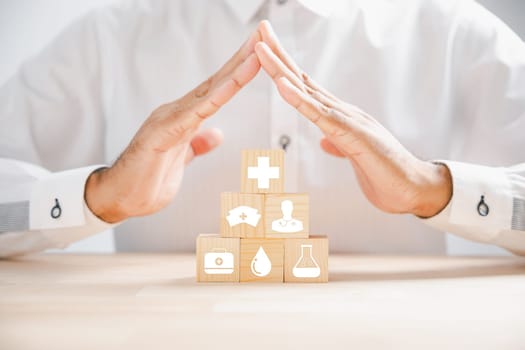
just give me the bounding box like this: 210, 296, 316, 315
220, 192, 265, 238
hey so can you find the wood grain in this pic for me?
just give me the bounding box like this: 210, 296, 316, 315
1, 253, 525, 350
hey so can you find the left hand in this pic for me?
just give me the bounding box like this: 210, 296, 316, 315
254, 21, 452, 217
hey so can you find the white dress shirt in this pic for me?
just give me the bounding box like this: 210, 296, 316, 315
0, 0, 524, 257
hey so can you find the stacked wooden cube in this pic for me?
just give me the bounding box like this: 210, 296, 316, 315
196, 149, 329, 283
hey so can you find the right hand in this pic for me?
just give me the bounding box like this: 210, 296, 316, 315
254, 21, 451, 218
85, 27, 262, 223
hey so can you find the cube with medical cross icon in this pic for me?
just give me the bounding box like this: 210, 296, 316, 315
220, 192, 265, 238
241, 149, 284, 193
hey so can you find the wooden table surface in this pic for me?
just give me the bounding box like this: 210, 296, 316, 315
1, 253, 525, 350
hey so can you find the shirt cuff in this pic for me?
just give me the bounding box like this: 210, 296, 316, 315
423, 161, 513, 242
29, 165, 110, 230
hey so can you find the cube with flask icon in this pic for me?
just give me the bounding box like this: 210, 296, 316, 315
284, 236, 329, 283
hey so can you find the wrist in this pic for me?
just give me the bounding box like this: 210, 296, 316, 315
84, 167, 127, 223
411, 161, 453, 218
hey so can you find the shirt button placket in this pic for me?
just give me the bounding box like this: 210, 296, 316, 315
268, 0, 300, 192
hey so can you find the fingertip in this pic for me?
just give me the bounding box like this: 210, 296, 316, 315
320, 138, 345, 158
276, 76, 298, 98
208, 127, 224, 147
190, 128, 224, 158
244, 52, 260, 69
236, 52, 261, 83
258, 19, 271, 32
276, 76, 293, 88
254, 41, 268, 55
258, 19, 276, 39
245, 27, 263, 53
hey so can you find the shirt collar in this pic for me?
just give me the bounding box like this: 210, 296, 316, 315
224, 0, 343, 24
224, 0, 266, 24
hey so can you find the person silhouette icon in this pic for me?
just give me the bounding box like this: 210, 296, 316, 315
271, 200, 304, 233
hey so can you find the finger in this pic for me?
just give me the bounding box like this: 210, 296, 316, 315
257, 20, 303, 78
320, 138, 345, 158
256, 21, 341, 106
302, 73, 340, 106
213, 28, 262, 84
191, 52, 260, 120
255, 40, 340, 110
185, 128, 224, 164
275, 76, 350, 137
255, 41, 305, 92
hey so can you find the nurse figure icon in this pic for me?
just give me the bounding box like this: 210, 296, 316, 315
271, 200, 304, 233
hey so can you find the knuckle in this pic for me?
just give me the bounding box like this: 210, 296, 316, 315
194, 76, 213, 98
318, 103, 332, 116
232, 77, 242, 88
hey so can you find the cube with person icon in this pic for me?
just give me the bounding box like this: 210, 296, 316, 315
264, 194, 309, 238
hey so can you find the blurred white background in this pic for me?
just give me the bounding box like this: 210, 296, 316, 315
0, 0, 523, 255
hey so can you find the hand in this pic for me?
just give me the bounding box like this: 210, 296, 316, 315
85, 28, 262, 223
254, 21, 452, 217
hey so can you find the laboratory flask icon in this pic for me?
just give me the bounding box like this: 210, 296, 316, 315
251, 246, 272, 277
292, 244, 320, 278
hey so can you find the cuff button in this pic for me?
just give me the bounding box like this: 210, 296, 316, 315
477, 195, 489, 217
51, 198, 62, 219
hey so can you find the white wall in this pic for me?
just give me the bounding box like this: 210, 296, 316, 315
0, 0, 523, 254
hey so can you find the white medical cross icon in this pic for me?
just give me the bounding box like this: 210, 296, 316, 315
247, 157, 280, 189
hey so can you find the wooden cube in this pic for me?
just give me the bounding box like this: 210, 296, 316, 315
240, 239, 284, 283
284, 236, 329, 283
265, 193, 309, 238
220, 192, 265, 238
196, 234, 240, 282
241, 149, 284, 194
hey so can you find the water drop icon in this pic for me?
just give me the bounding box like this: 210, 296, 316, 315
250, 246, 272, 277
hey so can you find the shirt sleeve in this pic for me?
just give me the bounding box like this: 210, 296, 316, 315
423, 161, 525, 256
420, 1, 525, 255
0, 11, 116, 257
0, 158, 114, 258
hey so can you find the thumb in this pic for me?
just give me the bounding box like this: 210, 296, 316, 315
320, 137, 345, 158
185, 128, 224, 164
